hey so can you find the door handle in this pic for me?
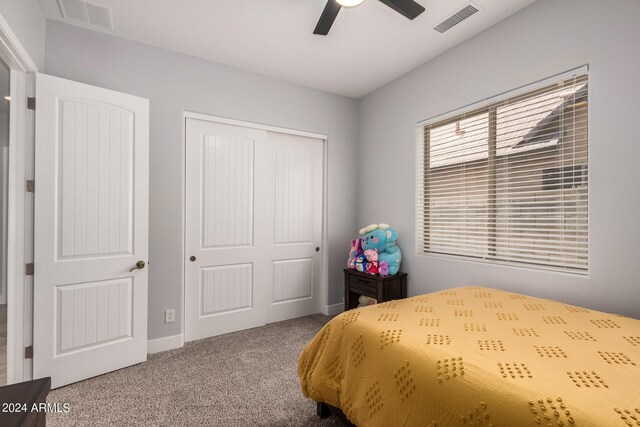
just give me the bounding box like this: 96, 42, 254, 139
130, 260, 146, 272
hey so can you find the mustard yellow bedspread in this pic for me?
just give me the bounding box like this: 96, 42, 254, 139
298, 287, 640, 426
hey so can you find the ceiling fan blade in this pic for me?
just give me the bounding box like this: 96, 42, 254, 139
314, 0, 342, 35
378, 0, 425, 20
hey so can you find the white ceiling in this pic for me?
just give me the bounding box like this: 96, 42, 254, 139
37, 0, 537, 98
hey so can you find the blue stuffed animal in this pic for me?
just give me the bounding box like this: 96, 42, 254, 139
355, 253, 367, 273
359, 224, 402, 275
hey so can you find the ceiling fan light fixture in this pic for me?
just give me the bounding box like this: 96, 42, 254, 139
336, 0, 365, 7
314, 0, 424, 35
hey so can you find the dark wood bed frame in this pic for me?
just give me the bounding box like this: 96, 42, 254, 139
317, 402, 356, 426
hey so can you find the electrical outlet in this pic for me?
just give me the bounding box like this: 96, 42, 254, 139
165, 309, 175, 323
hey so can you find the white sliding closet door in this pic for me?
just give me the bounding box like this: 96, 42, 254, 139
264, 132, 323, 324
184, 119, 323, 341
185, 120, 269, 340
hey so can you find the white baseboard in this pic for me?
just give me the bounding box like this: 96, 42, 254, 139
324, 302, 344, 316
147, 334, 184, 354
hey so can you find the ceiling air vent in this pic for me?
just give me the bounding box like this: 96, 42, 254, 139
58, 0, 113, 30
433, 4, 479, 33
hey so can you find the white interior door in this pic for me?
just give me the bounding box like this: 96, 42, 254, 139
185, 118, 323, 342
33, 74, 149, 388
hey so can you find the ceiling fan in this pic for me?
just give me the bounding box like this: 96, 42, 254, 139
314, 0, 425, 35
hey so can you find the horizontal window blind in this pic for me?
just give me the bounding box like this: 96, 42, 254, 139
416, 71, 588, 273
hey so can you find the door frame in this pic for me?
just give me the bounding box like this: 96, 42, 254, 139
182, 111, 329, 337
0, 12, 39, 384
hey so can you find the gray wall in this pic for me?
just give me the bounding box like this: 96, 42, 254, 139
0, 0, 46, 69
41, 0, 640, 339
45, 20, 359, 340
358, 0, 640, 318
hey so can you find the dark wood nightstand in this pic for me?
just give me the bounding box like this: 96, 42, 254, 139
344, 268, 407, 310
0, 377, 51, 427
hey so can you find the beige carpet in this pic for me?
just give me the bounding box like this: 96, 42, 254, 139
47, 314, 343, 426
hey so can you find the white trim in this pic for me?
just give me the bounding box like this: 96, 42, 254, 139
0, 13, 38, 72
6, 71, 34, 384
6, 71, 27, 384
147, 334, 184, 354
414, 124, 423, 257
0, 10, 38, 385
324, 303, 344, 316
179, 114, 187, 345
0, 146, 9, 305
417, 65, 589, 127
184, 111, 328, 140
318, 130, 329, 317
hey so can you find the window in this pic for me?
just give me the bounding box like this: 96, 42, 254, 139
416, 69, 588, 273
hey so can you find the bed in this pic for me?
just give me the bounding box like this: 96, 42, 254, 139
298, 286, 640, 426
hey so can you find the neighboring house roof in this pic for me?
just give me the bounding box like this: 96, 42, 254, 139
429, 83, 588, 168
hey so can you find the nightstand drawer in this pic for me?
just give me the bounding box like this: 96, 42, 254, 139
348, 276, 377, 296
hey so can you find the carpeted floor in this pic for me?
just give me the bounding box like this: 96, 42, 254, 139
48, 314, 343, 427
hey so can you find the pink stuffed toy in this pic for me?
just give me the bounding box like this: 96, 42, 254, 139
347, 238, 363, 269
379, 261, 389, 277
364, 249, 379, 275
